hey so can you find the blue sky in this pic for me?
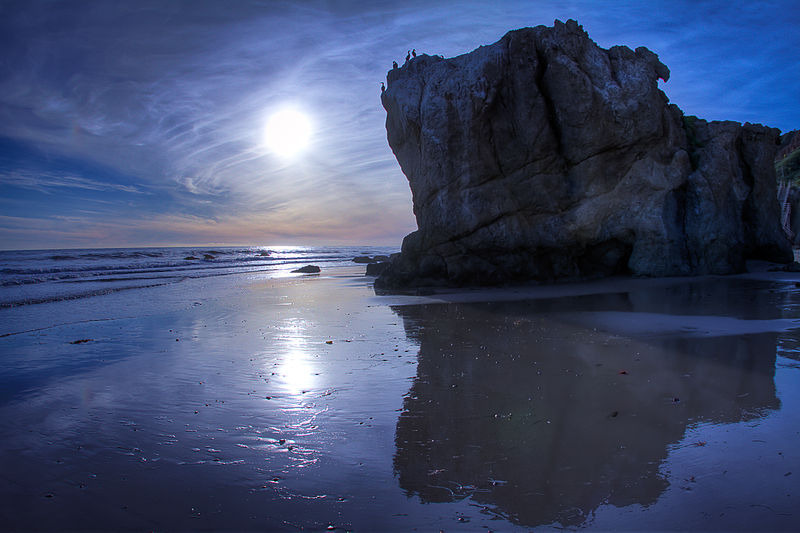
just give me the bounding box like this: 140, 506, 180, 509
1, 0, 798, 250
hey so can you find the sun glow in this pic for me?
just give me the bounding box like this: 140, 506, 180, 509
263, 108, 312, 158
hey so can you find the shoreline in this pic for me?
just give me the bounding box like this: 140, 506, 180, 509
380, 258, 800, 304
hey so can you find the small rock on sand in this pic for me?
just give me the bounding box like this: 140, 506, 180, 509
292, 265, 321, 273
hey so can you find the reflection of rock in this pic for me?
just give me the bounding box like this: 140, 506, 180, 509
391, 281, 780, 528
378, 19, 791, 288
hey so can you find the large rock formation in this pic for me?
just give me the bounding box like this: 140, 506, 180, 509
377, 19, 792, 288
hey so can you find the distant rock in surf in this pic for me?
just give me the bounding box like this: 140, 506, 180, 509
377, 19, 793, 288
354, 255, 393, 265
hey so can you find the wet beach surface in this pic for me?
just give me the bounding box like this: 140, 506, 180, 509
1, 269, 800, 530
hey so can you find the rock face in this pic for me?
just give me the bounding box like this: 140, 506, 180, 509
377, 19, 792, 288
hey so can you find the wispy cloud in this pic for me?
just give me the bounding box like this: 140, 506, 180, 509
1, 169, 148, 195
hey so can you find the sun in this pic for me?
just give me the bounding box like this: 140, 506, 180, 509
263, 108, 312, 158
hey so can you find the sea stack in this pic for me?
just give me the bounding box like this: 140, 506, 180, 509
377, 19, 792, 288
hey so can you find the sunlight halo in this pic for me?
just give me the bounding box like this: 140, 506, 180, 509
263, 108, 313, 159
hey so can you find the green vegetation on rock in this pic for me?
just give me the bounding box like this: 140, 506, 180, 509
776, 146, 800, 185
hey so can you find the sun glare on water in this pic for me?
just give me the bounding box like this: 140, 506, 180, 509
263, 108, 312, 158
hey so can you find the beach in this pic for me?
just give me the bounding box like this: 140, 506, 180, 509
1, 255, 800, 531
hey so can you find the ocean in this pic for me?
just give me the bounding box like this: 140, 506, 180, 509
0, 245, 396, 310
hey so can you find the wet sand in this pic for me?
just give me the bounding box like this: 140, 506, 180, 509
1, 266, 799, 530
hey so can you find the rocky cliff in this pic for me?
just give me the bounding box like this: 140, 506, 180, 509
377, 19, 792, 288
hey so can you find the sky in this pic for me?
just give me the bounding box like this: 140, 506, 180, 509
1, 0, 798, 250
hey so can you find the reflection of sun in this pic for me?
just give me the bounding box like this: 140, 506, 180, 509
280, 350, 316, 394
263, 108, 312, 158
274, 324, 317, 395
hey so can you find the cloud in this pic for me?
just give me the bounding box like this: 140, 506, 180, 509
0, 169, 148, 195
